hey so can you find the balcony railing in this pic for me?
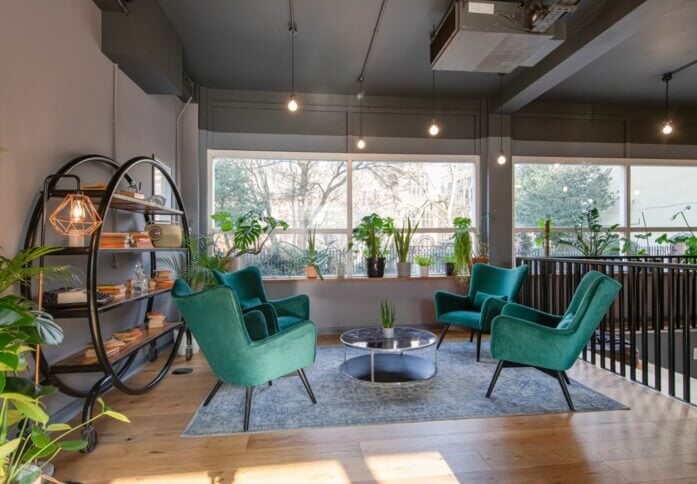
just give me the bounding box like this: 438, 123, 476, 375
515, 255, 697, 406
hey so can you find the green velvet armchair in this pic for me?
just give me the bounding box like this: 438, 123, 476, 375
486, 270, 622, 411
172, 279, 317, 431
434, 263, 529, 360
214, 267, 310, 333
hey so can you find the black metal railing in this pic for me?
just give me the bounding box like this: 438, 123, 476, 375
515, 255, 697, 406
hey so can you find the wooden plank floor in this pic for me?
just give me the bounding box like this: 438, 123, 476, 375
53, 333, 697, 483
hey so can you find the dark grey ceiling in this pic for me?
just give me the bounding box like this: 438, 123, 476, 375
541, 1, 697, 106
159, 0, 697, 106
158, 0, 503, 98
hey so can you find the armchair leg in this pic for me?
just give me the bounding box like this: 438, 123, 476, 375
243, 386, 254, 431
486, 360, 505, 398
469, 330, 474, 343
436, 324, 450, 350
203, 380, 223, 407
556, 371, 576, 412
476, 331, 482, 362
297, 369, 317, 404
561, 371, 571, 385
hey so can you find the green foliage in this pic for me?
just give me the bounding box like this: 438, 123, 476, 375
558, 204, 620, 256
452, 216, 472, 275
282, 229, 334, 280
352, 213, 394, 259
515, 165, 619, 227
0, 248, 128, 482
211, 210, 289, 258
443, 255, 456, 264
415, 255, 433, 267
160, 236, 227, 289
655, 206, 697, 259
379, 300, 396, 329
391, 218, 419, 263
212, 159, 261, 216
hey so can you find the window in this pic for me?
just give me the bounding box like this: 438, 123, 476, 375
209, 151, 477, 276
513, 158, 697, 257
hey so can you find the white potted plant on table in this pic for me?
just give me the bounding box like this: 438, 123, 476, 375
415, 255, 432, 277
380, 300, 396, 338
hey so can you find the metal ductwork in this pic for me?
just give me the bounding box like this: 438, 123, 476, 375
430, 0, 579, 73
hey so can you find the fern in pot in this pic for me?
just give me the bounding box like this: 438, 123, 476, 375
380, 300, 396, 338
392, 218, 418, 278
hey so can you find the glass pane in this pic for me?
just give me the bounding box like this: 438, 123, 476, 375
352, 161, 475, 228
630, 166, 697, 229
211, 157, 348, 229
514, 164, 624, 227
514, 231, 584, 257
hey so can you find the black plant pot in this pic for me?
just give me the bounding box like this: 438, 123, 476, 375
445, 262, 455, 276
366, 257, 386, 278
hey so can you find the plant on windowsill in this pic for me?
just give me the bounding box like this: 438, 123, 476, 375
558, 204, 620, 256
655, 206, 697, 260
0, 247, 129, 483
210, 210, 289, 272
443, 255, 456, 276
452, 216, 473, 276
471, 234, 490, 266
415, 255, 432, 277
282, 229, 334, 280
352, 213, 394, 278
380, 300, 396, 338
391, 217, 419, 278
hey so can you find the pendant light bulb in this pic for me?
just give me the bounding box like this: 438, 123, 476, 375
287, 96, 298, 112
497, 152, 507, 165
428, 121, 439, 136
661, 120, 673, 135
356, 138, 366, 150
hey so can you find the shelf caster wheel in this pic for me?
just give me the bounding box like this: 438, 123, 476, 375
185, 346, 193, 361
80, 426, 98, 454
148, 345, 159, 362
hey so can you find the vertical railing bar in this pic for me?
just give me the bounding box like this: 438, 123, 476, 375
629, 265, 637, 382
668, 266, 676, 397
653, 266, 661, 392
619, 263, 626, 377
641, 266, 649, 386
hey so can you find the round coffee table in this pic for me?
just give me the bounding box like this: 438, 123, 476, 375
339, 327, 437, 384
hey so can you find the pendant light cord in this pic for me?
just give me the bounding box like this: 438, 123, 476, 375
359, 80, 364, 138
358, 0, 388, 84
499, 73, 504, 152
662, 73, 671, 112
432, 70, 437, 121
289, 0, 297, 97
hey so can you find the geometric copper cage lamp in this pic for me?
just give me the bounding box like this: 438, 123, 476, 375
45, 174, 102, 247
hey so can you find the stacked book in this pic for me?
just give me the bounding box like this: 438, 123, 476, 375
84, 338, 125, 360
100, 232, 130, 249
97, 284, 127, 301
154, 270, 174, 290
112, 327, 144, 344
147, 311, 166, 328
116, 190, 146, 200
131, 232, 153, 248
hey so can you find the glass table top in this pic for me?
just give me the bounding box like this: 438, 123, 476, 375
340, 327, 437, 352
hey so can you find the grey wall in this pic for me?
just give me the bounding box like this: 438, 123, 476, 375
0, 0, 190, 418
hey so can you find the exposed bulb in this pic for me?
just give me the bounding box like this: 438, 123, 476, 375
562, 185, 569, 193
661, 120, 673, 135
356, 138, 366, 150
70, 199, 85, 223
497, 152, 507, 165
287, 97, 298, 112
428, 121, 440, 136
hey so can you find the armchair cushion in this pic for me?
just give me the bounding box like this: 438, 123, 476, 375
239, 297, 263, 309
556, 312, 575, 330
278, 315, 306, 332
473, 291, 507, 311
243, 309, 270, 341
437, 310, 481, 328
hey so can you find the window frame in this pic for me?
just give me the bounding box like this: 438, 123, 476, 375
512, 156, 697, 255
207, 149, 480, 246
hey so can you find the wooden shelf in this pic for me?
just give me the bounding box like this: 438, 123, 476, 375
50, 322, 183, 373
49, 190, 183, 216
47, 246, 187, 256
49, 287, 173, 318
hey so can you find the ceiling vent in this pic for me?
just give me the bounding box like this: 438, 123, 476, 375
430, 1, 577, 73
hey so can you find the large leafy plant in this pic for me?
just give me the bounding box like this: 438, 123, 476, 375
211, 210, 288, 260
0, 247, 128, 482
161, 236, 228, 289
558, 204, 620, 256
283, 229, 334, 280
352, 213, 394, 259
452, 216, 472, 275
655, 206, 697, 258
391, 218, 419, 264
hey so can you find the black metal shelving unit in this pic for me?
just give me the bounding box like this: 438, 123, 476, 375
22, 154, 192, 453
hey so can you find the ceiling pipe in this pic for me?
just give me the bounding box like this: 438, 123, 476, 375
357, 0, 388, 84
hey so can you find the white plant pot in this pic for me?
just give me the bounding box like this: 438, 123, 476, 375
336, 266, 345, 279
382, 327, 395, 338
419, 265, 430, 277
675, 242, 687, 255
396, 262, 412, 278
224, 256, 243, 272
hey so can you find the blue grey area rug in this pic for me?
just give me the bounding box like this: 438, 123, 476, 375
183, 341, 627, 436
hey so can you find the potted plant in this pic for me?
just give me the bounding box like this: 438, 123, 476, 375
284, 229, 334, 280
415, 255, 432, 277
210, 210, 289, 271
471, 235, 489, 265
161, 236, 227, 290
352, 213, 394, 278
452, 216, 473, 276
392, 217, 419, 278
0, 247, 129, 482
655, 206, 697, 259
380, 300, 396, 338
443, 255, 456, 276
558, 204, 620, 256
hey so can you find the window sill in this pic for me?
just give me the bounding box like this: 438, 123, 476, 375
262, 274, 467, 283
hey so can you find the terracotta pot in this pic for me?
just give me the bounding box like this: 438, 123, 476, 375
396, 262, 412, 278
471, 257, 489, 266
305, 265, 318, 279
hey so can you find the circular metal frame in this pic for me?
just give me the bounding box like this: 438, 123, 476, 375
21, 154, 190, 398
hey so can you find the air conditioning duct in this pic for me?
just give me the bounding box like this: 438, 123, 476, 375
430, 1, 577, 73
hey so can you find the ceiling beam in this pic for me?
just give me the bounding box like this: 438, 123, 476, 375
496, 0, 665, 113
